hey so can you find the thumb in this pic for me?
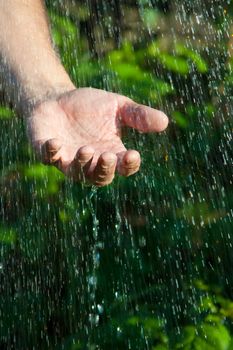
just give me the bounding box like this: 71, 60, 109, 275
118, 99, 169, 133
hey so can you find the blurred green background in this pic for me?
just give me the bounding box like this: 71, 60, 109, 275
0, 0, 233, 349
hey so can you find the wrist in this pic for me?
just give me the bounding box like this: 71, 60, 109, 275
18, 69, 76, 117
21, 81, 76, 117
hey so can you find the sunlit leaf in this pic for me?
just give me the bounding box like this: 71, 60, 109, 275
24, 163, 63, 180
172, 111, 189, 128
148, 43, 189, 74
175, 43, 208, 73
0, 106, 15, 119
176, 323, 231, 350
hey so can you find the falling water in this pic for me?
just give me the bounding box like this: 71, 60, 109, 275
0, 0, 233, 349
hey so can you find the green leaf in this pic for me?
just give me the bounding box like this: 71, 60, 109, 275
216, 296, 233, 318
200, 296, 218, 313
51, 28, 63, 46
144, 317, 162, 332
0, 226, 16, 244
205, 315, 222, 323
149, 79, 175, 98
172, 111, 189, 128
194, 279, 210, 291
200, 323, 231, 350
108, 42, 136, 65
204, 103, 215, 118
0, 106, 15, 119
24, 163, 63, 180
78, 61, 99, 74
153, 345, 169, 350
175, 326, 196, 348
176, 322, 231, 350
227, 339, 233, 350
175, 43, 208, 73
148, 43, 189, 74
127, 316, 140, 326
24, 163, 64, 196
110, 63, 144, 80
50, 13, 77, 38
159, 54, 189, 74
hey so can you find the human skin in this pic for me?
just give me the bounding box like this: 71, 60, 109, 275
0, 0, 168, 187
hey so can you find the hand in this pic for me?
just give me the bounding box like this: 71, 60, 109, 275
28, 87, 168, 186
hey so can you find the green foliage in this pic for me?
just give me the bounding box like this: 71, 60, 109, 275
175, 43, 208, 74
176, 322, 230, 350
172, 111, 189, 128
148, 41, 209, 75
108, 42, 174, 102
0, 106, 15, 119
24, 163, 64, 195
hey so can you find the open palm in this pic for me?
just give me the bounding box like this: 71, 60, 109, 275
28, 88, 168, 186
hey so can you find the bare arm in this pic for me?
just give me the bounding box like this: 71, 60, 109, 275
0, 0, 168, 187
0, 0, 74, 111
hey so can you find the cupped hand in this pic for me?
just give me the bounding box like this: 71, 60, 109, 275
28, 87, 168, 186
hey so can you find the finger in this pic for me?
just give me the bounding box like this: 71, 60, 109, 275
75, 145, 95, 166
117, 98, 169, 133
92, 152, 117, 187
70, 145, 95, 182
117, 150, 141, 176
41, 138, 62, 165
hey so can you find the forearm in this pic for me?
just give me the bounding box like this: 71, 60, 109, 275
0, 0, 75, 114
